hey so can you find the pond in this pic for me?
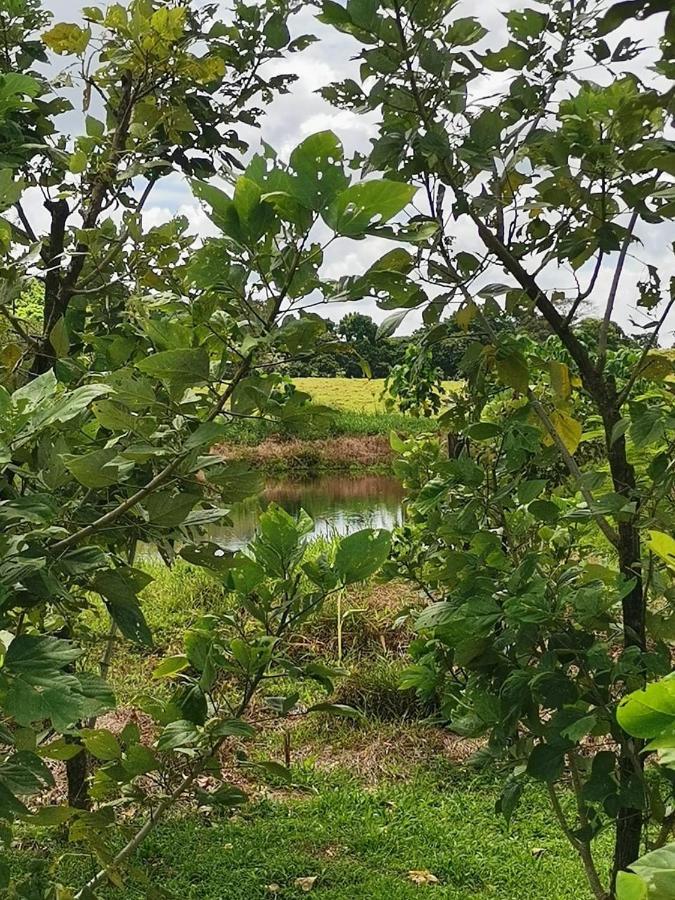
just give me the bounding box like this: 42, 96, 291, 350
211, 473, 405, 550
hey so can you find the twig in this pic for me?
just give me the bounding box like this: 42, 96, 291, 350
598, 209, 639, 366
529, 393, 619, 547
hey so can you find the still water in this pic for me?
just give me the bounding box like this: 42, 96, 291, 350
212, 474, 405, 550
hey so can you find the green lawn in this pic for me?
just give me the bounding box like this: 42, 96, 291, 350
16, 764, 606, 899
56, 561, 611, 900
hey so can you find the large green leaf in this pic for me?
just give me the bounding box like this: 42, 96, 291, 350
145, 491, 198, 527
617, 675, 675, 744
156, 719, 200, 751
617, 871, 649, 900
289, 131, 348, 210
335, 528, 391, 585
3, 635, 82, 676
136, 348, 209, 388
628, 844, 675, 899
93, 570, 153, 646
64, 448, 123, 488
646, 531, 675, 570
323, 181, 417, 236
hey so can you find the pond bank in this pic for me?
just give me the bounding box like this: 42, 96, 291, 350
216, 434, 395, 473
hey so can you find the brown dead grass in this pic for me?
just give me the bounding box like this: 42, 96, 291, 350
285, 721, 483, 782
215, 435, 393, 469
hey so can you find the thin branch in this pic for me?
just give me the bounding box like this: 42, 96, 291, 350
529, 393, 619, 547
563, 251, 605, 327
15, 202, 38, 243
617, 289, 675, 406
598, 209, 639, 365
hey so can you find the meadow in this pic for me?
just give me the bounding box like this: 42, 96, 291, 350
14, 557, 607, 899
217, 378, 453, 472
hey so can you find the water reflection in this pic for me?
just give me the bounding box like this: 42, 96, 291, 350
210, 474, 405, 550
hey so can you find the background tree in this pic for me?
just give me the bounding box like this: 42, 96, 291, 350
320, 0, 675, 893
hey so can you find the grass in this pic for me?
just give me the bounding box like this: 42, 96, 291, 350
294, 377, 391, 413
15, 765, 606, 899
39, 557, 611, 899
217, 379, 441, 469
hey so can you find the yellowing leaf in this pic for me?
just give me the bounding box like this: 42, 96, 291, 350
549, 360, 571, 404
544, 410, 583, 454
43, 23, 90, 55
646, 531, 675, 570
69, 149, 87, 174
408, 870, 440, 885
49, 317, 69, 358
496, 349, 529, 394
189, 55, 226, 84
150, 7, 187, 41
455, 300, 477, 332
640, 351, 675, 381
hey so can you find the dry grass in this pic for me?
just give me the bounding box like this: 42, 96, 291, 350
217, 434, 394, 469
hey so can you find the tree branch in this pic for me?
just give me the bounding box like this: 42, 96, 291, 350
529, 393, 619, 547
598, 209, 639, 366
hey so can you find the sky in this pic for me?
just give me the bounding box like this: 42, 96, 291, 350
35, 1, 675, 341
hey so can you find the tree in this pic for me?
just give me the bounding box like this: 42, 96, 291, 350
0, 2, 415, 892
320, 0, 675, 894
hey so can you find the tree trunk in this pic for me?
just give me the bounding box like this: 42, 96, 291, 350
65, 742, 90, 810
600, 386, 646, 887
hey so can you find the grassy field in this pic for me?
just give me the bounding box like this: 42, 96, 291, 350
218, 378, 445, 471
294, 377, 391, 412
18, 764, 605, 899
37, 558, 612, 899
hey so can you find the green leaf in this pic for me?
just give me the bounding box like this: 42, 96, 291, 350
145, 491, 198, 527
629, 843, 675, 899
263, 11, 290, 49
0, 782, 28, 818
377, 310, 409, 339
4, 635, 81, 676
93, 569, 153, 646
136, 348, 209, 388
39, 739, 84, 761
69, 149, 87, 175
469, 109, 503, 150
79, 728, 122, 761
24, 805, 76, 826
0, 751, 53, 795
617, 676, 675, 742
324, 181, 417, 236
156, 719, 199, 752
184, 422, 229, 450
289, 131, 349, 210
122, 744, 158, 776
616, 871, 648, 900
64, 448, 121, 488
335, 528, 391, 584
646, 531, 675, 570
209, 719, 256, 738
495, 349, 529, 393
526, 743, 566, 782
307, 702, 365, 719
105, 597, 152, 647
152, 655, 190, 679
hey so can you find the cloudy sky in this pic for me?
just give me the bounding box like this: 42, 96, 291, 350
37, 1, 674, 341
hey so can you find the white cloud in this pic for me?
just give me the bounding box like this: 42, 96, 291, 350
34, 1, 675, 341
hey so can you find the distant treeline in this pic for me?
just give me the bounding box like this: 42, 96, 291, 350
284, 311, 649, 380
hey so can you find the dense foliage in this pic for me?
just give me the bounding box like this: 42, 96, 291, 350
318, 0, 675, 896
0, 0, 673, 897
